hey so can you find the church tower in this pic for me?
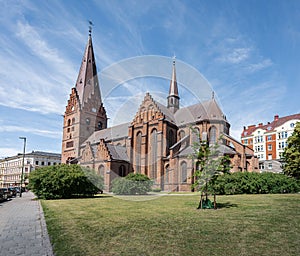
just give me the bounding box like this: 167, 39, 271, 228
61, 30, 107, 163
167, 58, 180, 113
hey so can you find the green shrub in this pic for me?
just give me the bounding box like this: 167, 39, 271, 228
28, 164, 104, 199
112, 173, 153, 195
207, 172, 299, 195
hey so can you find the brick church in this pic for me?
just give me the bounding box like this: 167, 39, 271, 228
61, 32, 257, 191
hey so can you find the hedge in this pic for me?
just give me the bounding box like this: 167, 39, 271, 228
207, 172, 299, 195
112, 173, 153, 195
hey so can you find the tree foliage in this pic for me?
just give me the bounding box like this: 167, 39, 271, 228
283, 122, 300, 179
28, 164, 104, 199
206, 172, 299, 194
191, 135, 231, 193
111, 173, 153, 195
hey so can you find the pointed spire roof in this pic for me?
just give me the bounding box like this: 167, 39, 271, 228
75, 34, 101, 107
168, 57, 179, 97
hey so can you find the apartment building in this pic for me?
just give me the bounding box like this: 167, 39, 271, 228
241, 113, 300, 173
0, 151, 61, 188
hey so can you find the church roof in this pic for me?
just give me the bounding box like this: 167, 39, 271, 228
106, 144, 129, 161
174, 98, 227, 126
75, 35, 102, 107
83, 122, 130, 145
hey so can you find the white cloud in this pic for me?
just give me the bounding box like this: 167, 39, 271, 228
246, 59, 273, 72
218, 47, 251, 64
0, 125, 61, 139
0, 148, 21, 159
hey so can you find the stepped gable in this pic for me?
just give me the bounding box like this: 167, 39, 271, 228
132, 92, 175, 125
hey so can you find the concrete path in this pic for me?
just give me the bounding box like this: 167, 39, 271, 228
0, 192, 54, 256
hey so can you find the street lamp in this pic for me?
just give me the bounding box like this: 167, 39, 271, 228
19, 137, 26, 197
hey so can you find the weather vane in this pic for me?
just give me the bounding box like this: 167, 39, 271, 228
88, 20, 94, 36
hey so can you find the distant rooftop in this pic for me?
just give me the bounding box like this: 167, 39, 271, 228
241, 113, 300, 137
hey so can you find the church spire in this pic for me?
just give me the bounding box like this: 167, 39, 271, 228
167, 57, 180, 113
75, 30, 101, 108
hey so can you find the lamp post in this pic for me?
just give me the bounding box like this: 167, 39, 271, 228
19, 137, 26, 197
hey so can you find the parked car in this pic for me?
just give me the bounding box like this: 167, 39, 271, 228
0, 189, 4, 202
8, 187, 18, 197
0, 188, 9, 201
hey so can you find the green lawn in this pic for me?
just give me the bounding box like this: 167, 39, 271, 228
41, 194, 300, 256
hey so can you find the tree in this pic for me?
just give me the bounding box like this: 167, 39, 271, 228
191, 134, 231, 209
283, 122, 300, 179
28, 164, 104, 199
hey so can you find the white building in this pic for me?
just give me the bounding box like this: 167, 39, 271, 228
241, 113, 300, 173
0, 151, 61, 188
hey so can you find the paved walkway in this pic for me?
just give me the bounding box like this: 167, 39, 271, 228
0, 192, 54, 256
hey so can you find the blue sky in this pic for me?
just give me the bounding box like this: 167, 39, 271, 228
0, 0, 299, 158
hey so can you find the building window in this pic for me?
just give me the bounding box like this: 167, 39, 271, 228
179, 130, 185, 140
255, 136, 263, 143
135, 132, 142, 173
98, 121, 102, 129
119, 165, 126, 177
35, 161, 39, 165
67, 119, 71, 126
278, 131, 288, 139
66, 141, 74, 148
168, 130, 175, 149
150, 129, 158, 179
48, 162, 51, 166
41, 161, 45, 166
290, 123, 295, 128
165, 165, 170, 184
192, 127, 200, 144
244, 139, 248, 145
268, 144, 272, 151
259, 163, 264, 170
267, 135, 272, 141
268, 162, 272, 169
209, 126, 217, 144
98, 165, 105, 177
180, 161, 187, 183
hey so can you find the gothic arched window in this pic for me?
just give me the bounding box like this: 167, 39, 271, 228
179, 130, 185, 140
168, 130, 174, 149
98, 165, 105, 177
181, 161, 187, 183
136, 132, 142, 173
209, 126, 217, 144
119, 165, 126, 177
150, 129, 157, 179
192, 127, 200, 144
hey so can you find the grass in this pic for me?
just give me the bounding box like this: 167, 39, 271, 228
41, 193, 300, 256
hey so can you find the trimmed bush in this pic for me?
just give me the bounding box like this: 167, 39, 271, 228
28, 164, 104, 199
112, 173, 153, 195
207, 172, 299, 195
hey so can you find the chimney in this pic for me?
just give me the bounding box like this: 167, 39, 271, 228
274, 115, 279, 121
258, 123, 263, 126
243, 126, 246, 130
248, 125, 256, 129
